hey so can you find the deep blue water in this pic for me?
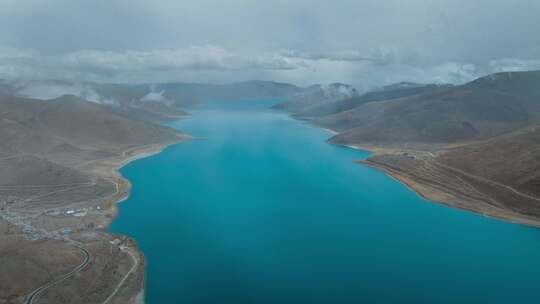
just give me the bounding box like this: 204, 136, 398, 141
111, 100, 540, 304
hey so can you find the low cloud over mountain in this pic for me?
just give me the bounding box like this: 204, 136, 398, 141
1, 0, 539, 88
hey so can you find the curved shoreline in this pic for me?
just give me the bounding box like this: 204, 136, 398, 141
316, 123, 540, 228
358, 158, 540, 228
348, 141, 540, 228
90, 137, 189, 229
82, 136, 189, 303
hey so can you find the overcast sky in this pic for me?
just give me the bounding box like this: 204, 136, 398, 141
1, 0, 539, 90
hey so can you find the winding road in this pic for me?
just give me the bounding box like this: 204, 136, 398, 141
15, 145, 150, 304
24, 245, 91, 304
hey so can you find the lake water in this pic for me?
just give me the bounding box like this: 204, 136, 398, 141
111, 100, 540, 304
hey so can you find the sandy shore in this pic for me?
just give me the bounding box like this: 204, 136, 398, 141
320, 127, 339, 135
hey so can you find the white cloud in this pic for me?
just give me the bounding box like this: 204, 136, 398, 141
141, 91, 166, 102
1, 0, 539, 89
17, 82, 83, 100
0, 45, 538, 90
0, 46, 310, 82
60, 46, 309, 73
489, 58, 540, 73
430, 62, 478, 84
280, 48, 395, 65
141, 85, 166, 103
11, 80, 117, 104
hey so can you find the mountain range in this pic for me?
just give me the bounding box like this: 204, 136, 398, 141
2, 71, 540, 302
279, 70, 540, 226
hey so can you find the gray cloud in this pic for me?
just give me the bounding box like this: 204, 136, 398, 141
0, 46, 309, 80
280, 48, 395, 65
0, 0, 539, 89
62, 47, 307, 72
489, 59, 540, 73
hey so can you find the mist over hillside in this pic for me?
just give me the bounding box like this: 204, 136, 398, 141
271, 70, 540, 146
1, 79, 302, 104
1, 1, 540, 303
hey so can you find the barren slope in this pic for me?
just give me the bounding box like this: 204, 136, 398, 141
0, 93, 184, 303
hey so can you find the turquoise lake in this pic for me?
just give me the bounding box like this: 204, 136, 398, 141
111, 100, 540, 303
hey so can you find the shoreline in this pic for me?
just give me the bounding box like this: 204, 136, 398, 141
309, 122, 540, 228
86, 135, 189, 303
320, 127, 339, 135
359, 158, 540, 228
85, 109, 539, 302
321, 132, 540, 227
94, 135, 190, 229
1, 133, 189, 303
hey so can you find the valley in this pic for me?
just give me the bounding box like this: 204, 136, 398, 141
2, 71, 540, 303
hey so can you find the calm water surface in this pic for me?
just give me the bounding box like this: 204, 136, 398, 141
111, 100, 540, 304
